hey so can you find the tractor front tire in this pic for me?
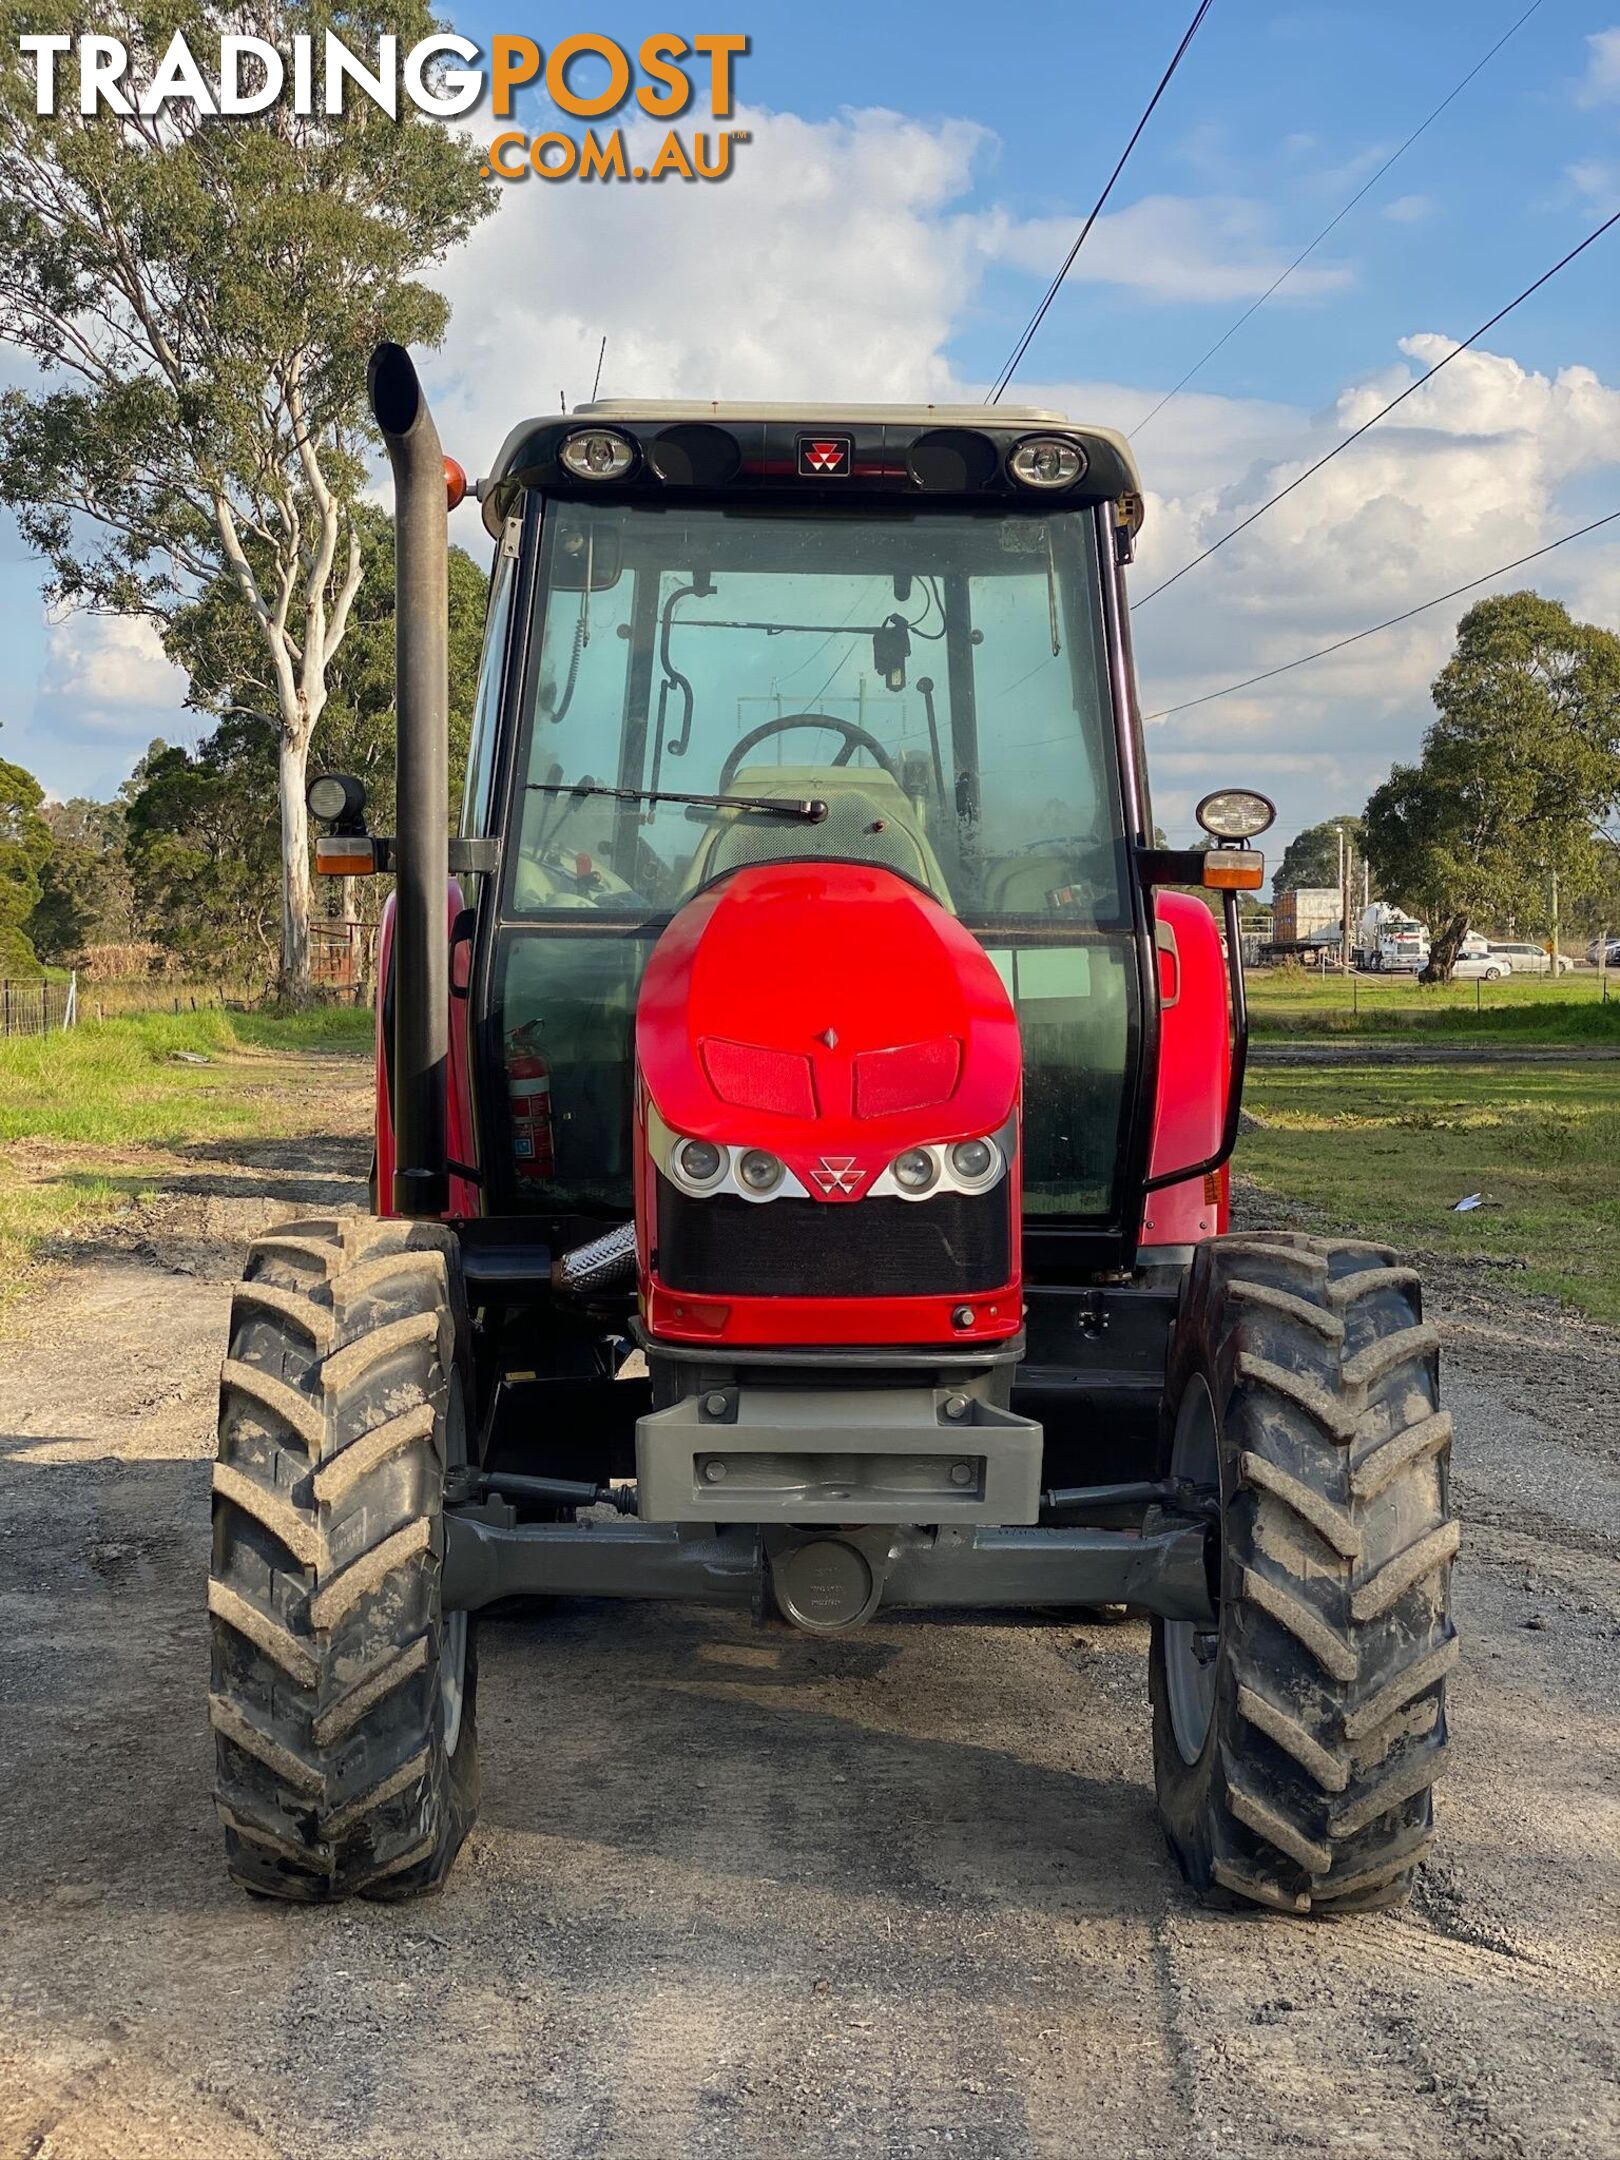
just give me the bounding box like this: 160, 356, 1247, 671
1151, 1231, 1456, 1915
208, 1214, 479, 1902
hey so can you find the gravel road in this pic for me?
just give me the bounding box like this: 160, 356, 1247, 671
1, 1049, 1616, 2160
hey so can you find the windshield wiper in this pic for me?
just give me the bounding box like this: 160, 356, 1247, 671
526, 780, 827, 823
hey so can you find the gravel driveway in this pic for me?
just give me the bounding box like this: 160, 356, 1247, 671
1, 1051, 1615, 2160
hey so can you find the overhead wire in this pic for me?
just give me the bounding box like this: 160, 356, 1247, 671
1131, 0, 1547, 437
1139, 508, 1620, 721
1135, 203, 1620, 607
986, 0, 1216, 404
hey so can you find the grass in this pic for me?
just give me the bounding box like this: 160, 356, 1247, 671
1247, 968, 1620, 1043
1241, 1061, 1620, 1324
0, 1007, 372, 1285
0, 1006, 371, 1146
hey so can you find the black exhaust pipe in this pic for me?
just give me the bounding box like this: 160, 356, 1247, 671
368, 342, 449, 1218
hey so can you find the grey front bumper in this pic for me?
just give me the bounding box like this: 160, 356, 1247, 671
634, 1382, 1043, 1525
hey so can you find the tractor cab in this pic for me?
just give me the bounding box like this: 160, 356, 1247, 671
465, 403, 1155, 1239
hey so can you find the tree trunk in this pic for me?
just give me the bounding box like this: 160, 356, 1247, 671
277, 727, 313, 1002
1420, 911, 1469, 984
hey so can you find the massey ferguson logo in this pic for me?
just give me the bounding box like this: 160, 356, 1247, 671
812, 1156, 865, 1194
799, 435, 852, 477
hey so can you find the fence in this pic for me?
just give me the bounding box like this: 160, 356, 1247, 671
83, 979, 260, 1021
0, 935, 379, 1033
0, 977, 76, 1037
311, 920, 377, 999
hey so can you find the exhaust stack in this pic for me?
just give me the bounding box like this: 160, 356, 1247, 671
368, 342, 449, 1217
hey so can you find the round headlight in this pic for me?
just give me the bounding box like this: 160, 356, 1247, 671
675, 1138, 725, 1187
949, 1138, 997, 1183
1009, 436, 1087, 490
737, 1148, 784, 1195
892, 1146, 939, 1193
560, 428, 636, 481
1195, 788, 1277, 841
306, 771, 365, 824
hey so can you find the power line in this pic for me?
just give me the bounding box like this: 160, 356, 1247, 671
1136, 202, 1620, 607
986, 1, 1216, 405
1131, 0, 1546, 438
1139, 508, 1620, 721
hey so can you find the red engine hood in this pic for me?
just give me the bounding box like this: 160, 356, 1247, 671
637, 863, 1019, 1182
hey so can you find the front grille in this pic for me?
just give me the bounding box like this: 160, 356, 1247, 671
654, 1173, 1011, 1298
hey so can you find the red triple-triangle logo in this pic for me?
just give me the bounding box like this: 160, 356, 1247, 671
799, 435, 851, 476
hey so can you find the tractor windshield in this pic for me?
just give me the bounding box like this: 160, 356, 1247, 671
505, 500, 1125, 928
484, 496, 1138, 1222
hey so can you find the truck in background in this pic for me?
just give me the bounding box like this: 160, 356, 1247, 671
1262, 885, 1342, 963
1355, 902, 1429, 972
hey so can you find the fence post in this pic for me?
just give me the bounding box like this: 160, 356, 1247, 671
3, 982, 10, 1037
63, 971, 76, 1029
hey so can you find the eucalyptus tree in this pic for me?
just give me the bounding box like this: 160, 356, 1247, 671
1364, 592, 1620, 981
0, 4, 490, 994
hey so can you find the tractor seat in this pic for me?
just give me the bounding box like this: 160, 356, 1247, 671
681, 765, 955, 908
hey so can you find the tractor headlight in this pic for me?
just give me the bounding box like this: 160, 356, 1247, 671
1195, 788, 1276, 841
892, 1146, 939, 1193
673, 1137, 726, 1190
306, 771, 366, 826
1009, 435, 1086, 490
949, 1137, 1001, 1188
560, 428, 636, 481
737, 1148, 785, 1195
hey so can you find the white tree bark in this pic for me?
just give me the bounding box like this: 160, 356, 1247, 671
204, 408, 363, 999
278, 725, 314, 994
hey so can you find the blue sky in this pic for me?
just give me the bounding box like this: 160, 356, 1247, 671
5, 2, 1619, 861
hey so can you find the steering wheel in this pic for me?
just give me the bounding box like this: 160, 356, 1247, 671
717, 712, 900, 795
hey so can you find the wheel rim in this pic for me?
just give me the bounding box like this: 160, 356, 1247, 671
441, 1380, 468, 1759
1163, 1372, 1221, 1765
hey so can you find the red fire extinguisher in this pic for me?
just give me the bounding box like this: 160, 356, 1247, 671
505, 1023, 554, 1188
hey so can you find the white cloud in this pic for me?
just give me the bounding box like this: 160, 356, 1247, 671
1577, 27, 1620, 105
421, 111, 1354, 481
1118, 339, 1620, 849
34, 612, 188, 746
1382, 194, 1434, 224
1568, 158, 1620, 212
426, 105, 991, 473
979, 193, 1351, 305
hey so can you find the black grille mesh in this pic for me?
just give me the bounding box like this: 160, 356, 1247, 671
654, 1173, 1011, 1298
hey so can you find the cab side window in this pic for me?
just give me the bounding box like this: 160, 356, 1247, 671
461, 539, 518, 838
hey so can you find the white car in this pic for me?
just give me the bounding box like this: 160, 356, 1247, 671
1451, 951, 1510, 981
1487, 942, 1571, 977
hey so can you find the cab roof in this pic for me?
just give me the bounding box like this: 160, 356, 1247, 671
480, 403, 1143, 536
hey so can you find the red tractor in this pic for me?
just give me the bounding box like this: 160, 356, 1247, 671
209, 347, 1456, 1913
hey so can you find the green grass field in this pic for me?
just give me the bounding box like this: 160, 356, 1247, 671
0, 1006, 372, 1146
0, 995, 1611, 1328
1241, 1060, 1620, 1324
1247, 966, 1620, 1042
0, 1007, 372, 1286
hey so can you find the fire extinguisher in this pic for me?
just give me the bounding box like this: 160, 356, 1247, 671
505, 1022, 554, 1188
